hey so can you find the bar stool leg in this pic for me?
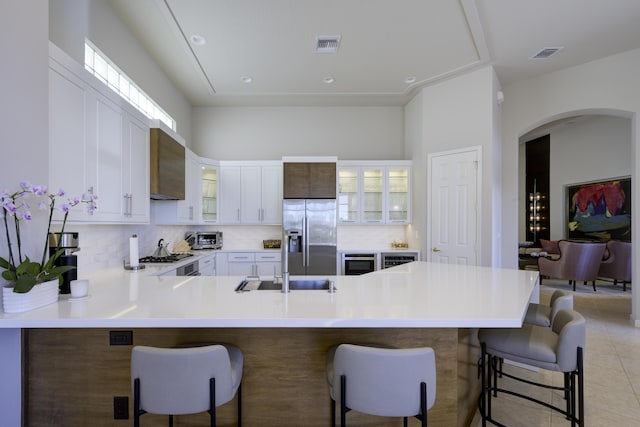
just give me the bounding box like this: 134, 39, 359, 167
578, 348, 584, 426
340, 375, 347, 427
564, 372, 571, 419
237, 383, 242, 427
479, 343, 487, 427
492, 356, 499, 397
330, 398, 335, 427
210, 378, 216, 427
420, 381, 427, 427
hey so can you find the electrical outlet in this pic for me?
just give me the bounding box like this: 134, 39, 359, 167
109, 330, 133, 346
113, 396, 129, 419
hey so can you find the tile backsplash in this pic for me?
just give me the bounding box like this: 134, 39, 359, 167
69, 223, 411, 276
336, 225, 408, 250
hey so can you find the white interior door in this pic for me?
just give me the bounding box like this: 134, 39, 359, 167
428, 147, 480, 265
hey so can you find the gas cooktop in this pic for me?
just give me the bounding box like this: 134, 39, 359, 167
139, 253, 193, 263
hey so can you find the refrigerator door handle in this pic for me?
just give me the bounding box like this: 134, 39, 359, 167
303, 215, 309, 267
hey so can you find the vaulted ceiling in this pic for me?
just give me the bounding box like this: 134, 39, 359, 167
110, 0, 640, 106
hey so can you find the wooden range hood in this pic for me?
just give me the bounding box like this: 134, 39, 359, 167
150, 127, 185, 200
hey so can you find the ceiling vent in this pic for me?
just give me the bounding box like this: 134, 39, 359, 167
316, 36, 341, 53
530, 47, 563, 60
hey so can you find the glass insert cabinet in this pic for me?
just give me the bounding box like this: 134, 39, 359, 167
201, 164, 218, 222
337, 161, 411, 224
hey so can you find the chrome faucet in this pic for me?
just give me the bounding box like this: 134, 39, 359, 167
282, 234, 290, 293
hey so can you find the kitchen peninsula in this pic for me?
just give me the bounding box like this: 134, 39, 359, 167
0, 262, 538, 426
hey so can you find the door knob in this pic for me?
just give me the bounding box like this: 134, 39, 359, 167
432, 248, 441, 252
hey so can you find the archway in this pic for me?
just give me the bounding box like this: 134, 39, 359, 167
517, 108, 634, 308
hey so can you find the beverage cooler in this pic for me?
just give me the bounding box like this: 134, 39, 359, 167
380, 252, 419, 269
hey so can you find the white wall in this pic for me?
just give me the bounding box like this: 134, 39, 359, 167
405, 66, 500, 266
192, 106, 404, 160
0, 1, 49, 423
550, 116, 631, 238
403, 91, 425, 251
502, 48, 640, 325
49, 0, 193, 144
0, 0, 50, 263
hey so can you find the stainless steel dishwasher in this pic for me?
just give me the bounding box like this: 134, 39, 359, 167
176, 259, 200, 276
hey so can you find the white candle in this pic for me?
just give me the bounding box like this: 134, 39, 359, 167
129, 234, 139, 268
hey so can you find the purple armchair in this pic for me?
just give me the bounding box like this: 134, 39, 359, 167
598, 240, 632, 291
538, 240, 606, 291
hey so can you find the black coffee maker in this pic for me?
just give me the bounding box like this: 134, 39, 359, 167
48, 232, 79, 294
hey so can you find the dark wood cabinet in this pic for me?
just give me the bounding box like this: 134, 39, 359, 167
150, 128, 185, 200
283, 162, 336, 198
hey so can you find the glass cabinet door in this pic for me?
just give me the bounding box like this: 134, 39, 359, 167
362, 168, 384, 222
201, 166, 218, 222
338, 168, 359, 222
387, 168, 410, 222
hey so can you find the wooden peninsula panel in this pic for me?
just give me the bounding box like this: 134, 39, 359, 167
26, 327, 479, 427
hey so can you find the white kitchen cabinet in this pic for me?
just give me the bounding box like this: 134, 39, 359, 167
198, 253, 216, 276
240, 166, 262, 223
48, 44, 150, 224
259, 166, 283, 224
339, 165, 384, 224
219, 166, 242, 224
362, 167, 384, 223
201, 160, 218, 223
336, 167, 359, 222
337, 161, 411, 224
123, 113, 150, 222
386, 167, 411, 223
219, 161, 282, 225
256, 252, 282, 276
227, 253, 257, 276
48, 55, 96, 223
222, 252, 282, 276
215, 252, 229, 276
177, 149, 200, 223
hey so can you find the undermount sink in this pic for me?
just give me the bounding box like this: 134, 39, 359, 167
235, 279, 333, 292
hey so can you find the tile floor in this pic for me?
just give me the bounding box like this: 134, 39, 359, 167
473, 280, 639, 427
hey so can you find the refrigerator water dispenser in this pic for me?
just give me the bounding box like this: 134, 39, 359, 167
286, 230, 302, 253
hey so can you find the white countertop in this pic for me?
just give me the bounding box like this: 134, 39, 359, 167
0, 262, 538, 329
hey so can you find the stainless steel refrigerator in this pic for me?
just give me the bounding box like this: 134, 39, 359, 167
283, 199, 337, 275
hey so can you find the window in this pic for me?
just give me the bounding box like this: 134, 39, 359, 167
84, 41, 176, 131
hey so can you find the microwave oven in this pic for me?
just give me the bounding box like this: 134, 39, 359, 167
185, 231, 223, 250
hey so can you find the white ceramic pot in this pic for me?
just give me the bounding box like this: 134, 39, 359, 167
2, 279, 59, 313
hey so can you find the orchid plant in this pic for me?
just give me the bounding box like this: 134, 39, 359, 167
0, 181, 97, 293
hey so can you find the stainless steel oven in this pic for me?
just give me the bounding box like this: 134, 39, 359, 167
341, 253, 377, 275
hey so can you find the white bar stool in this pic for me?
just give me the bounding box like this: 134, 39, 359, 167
326, 344, 436, 427
478, 309, 585, 426
131, 344, 243, 427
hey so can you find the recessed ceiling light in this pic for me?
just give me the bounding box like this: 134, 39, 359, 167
241, 76, 253, 84
404, 76, 417, 84
189, 34, 206, 46
323, 77, 335, 84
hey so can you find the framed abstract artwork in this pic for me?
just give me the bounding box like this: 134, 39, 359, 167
566, 176, 631, 241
